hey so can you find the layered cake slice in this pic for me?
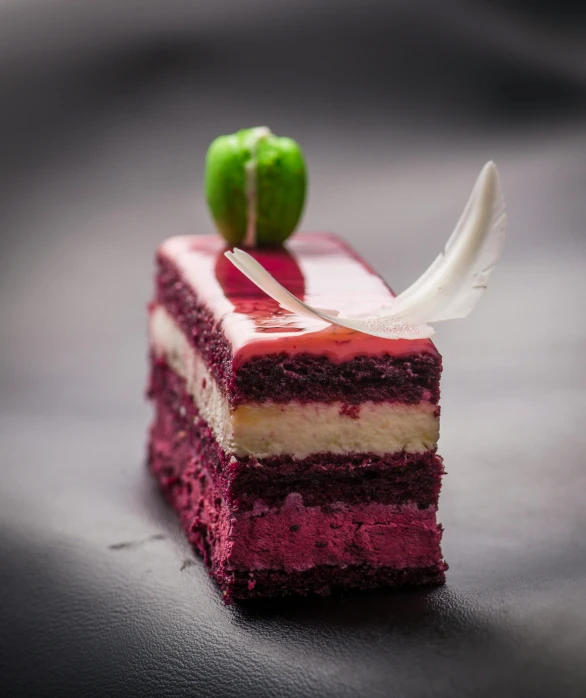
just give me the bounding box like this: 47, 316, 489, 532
148, 233, 447, 600
147, 126, 506, 601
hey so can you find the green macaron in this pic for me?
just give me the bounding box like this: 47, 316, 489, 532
205, 127, 307, 247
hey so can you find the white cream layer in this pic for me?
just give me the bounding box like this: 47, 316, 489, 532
150, 305, 439, 459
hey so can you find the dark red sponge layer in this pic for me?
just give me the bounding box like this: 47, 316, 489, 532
155, 254, 442, 405
231, 352, 441, 405
148, 360, 444, 511
223, 564, 447, 600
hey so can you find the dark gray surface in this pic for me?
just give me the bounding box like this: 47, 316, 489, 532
1, 2, 586, 696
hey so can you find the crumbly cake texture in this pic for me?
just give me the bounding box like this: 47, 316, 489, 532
147, 233, 447, 601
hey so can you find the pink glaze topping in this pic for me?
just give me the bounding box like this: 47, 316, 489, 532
160, 233, 439, 366
216, 494, 443, 573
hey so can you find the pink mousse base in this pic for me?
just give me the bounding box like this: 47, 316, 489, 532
148, 401, 447, 601
209, 494, 445, 573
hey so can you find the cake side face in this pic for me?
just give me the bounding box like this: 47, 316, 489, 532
147, 233, 447, 600
149, 389, 447, 599
150, 304, 440, 459
150, 360, 445, 511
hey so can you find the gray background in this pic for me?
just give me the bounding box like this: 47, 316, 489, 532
1, 1, 586, 696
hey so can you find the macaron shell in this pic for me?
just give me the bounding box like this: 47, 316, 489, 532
205, 133, 248, 245
254, 136, 307, 247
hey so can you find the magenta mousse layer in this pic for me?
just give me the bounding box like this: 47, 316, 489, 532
213, 495, 444, 572
155, 234, 441, 405
149, 361, 444, 511
149, 396, 446, 600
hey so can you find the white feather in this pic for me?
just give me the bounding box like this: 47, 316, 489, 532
224, 161, 506, 339
387, 161, 506, 322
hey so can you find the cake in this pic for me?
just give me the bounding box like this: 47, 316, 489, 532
148, 233, 447, 600
147, 126, 506, 602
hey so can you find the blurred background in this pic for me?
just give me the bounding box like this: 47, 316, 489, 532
1, 2, 586, 695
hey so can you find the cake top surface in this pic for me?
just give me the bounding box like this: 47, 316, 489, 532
160, 233, 439, 363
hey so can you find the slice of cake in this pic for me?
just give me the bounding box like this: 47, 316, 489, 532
147, 126, 506, 601
148, 233, 447, 600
